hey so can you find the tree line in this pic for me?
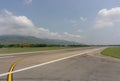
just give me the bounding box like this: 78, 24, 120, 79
0, 44, 89, 48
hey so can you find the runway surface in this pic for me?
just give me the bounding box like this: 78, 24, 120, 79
0, 47, 120, 81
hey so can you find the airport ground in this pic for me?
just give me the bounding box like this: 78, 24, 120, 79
0, 47, 120, 81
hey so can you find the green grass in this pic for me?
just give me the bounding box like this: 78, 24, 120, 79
0, 47, 73, 54
101, 47, 120, 58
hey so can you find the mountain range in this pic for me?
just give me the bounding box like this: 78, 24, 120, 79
0, 35, 80, 45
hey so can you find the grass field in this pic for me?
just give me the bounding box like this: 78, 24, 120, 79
0, 47, 73, 54
101, 47, 120, 58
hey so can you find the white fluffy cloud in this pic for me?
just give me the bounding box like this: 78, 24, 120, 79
70, 17, 87, 26
94, 7, 120, 28
0, 9, 81, 42
24, 0, 32, 5
70, 20, 79, 26
80, 17, 87, 22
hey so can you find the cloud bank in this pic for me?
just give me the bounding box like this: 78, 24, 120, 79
0, 9, 81, 42
94, 7, 120, 29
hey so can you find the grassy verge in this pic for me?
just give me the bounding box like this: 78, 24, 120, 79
101, 47, 120, 58
0, 47, 73, 54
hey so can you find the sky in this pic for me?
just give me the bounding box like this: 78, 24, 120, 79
0, 0, 120, 45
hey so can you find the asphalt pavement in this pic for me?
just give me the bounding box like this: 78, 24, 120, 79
0, 47, 120, 81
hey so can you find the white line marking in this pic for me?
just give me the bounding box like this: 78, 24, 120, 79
0, 48, 103, 77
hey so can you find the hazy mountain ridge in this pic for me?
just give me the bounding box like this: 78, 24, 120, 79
0, 35, 80, 45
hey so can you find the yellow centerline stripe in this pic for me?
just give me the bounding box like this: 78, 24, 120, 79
7, 58, 24, 81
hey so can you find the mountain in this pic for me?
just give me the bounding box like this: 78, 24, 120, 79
0, 35, 80, 45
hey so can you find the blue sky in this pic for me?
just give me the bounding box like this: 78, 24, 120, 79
0, 0, 120, 45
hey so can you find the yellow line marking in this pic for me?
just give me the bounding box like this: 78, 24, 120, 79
7, 58, 24, 81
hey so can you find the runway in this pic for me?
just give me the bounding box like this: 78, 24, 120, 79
0, 47, 120, 81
